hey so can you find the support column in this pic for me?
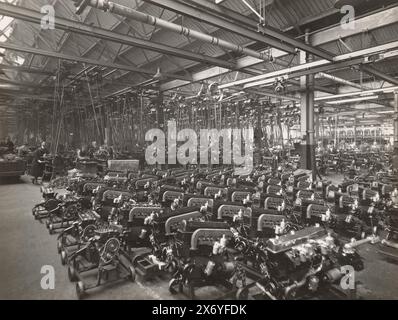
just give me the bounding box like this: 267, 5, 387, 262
139, 92, 144, 147
308, 68, 316, 180
300, 48, 308, 143
393, 91, 398, 171
315, 112, 320, 143
106, 103, 113, 147
335, 116, 339, 148
156, 93, 165, 130
100, 104, 106, 146
104, 127, 112, 147
354, 116, 357, 146
299, 30, 316, 179
0, 118, 6, 140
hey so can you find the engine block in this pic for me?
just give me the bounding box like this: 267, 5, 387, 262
266, 226, 327, 254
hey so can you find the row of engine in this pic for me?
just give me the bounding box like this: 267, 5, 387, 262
31, 164, 398, 300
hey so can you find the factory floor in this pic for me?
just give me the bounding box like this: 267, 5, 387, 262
0, 175, 397, 300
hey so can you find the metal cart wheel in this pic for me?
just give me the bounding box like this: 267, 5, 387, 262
168, 278, 183, 295
129, 266, 136, 282
76, 281, 85, 300
57, 239, 63, 254
188, 284, 195, 300
60, 250, 67, 266
166, 260, 178, 274
68, 265, 78, 282
236, 287, 249, 300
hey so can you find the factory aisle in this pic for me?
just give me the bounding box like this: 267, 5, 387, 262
0, 176, 397, 300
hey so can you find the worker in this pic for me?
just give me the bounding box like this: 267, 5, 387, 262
17, 144, 30, 157
88, 141, 99, 158
108, 146, 114, 159
77, 145, 90, 161
5, 136, 14, 153
31, 142, 48, 185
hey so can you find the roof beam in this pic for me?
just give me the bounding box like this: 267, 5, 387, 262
0, 42, 192, 81
109, 0, 338, 90
160, 5, 398, 91
311, 4, 398, 46
146, 0, 333, 60
233, 25, 398, 89
77, 0, 270, 62
142, 0, 296, 55
0, 2, 235, 71
0, 77, 52, 89
222, 41, 398, 89
242, 57, 368, 89
0, 63, 53, 75
361, 65, 398, 86
185, 0, 273, 29
256, 25, 333, 61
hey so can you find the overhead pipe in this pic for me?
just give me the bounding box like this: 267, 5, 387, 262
316, 72, 369, 90
0, 2, 233, 72
220, 40, 398, 89
74, 0, 270, 61
316, 85, 398, 102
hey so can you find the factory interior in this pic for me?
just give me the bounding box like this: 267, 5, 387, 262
0, 0, 398, 301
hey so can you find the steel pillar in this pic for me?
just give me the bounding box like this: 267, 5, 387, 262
315, 112, 320, 143
354, 116, 357, 146
299, 31, 316, 179
308, 67, 316, 180
394, 91, 398, 171
395, 92, 398, 148
300, 49, 308, 141
335, 116, 339, 148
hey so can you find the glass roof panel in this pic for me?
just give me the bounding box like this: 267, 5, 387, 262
0, 0, 19, 64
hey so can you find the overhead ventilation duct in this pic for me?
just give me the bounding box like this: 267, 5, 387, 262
316, 73, 368, 90
73, 0, 271, 61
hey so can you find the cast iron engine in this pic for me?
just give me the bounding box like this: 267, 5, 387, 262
250, 227, 367, 300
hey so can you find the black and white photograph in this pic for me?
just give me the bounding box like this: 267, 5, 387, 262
0, 0, 397, 303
